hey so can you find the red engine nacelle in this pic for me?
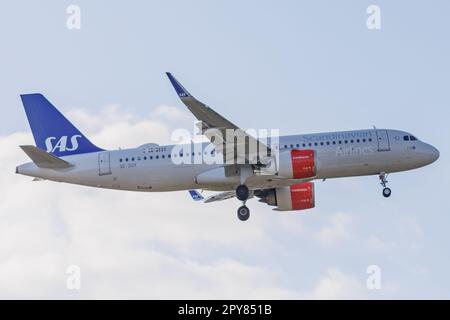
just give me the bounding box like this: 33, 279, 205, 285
277, 149, 317, 179
258, 182, 315, 211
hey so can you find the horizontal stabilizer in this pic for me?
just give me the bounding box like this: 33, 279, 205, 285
20, 145, 73, 169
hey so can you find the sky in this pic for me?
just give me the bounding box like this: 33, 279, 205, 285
0, 0, 449, 299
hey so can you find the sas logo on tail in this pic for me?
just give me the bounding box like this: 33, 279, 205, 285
45, 135, 82, 153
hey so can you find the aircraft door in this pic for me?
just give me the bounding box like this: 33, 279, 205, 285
98, 151, 112, 175
375, 129, 391, 152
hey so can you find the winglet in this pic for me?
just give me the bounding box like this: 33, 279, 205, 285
188, 190, 204, 201
166, 72, 192, 98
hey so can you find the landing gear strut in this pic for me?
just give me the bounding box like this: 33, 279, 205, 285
379, 172, 391, 198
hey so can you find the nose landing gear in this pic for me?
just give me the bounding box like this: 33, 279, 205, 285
382, 187, 392, 198
379, 172, 391, 198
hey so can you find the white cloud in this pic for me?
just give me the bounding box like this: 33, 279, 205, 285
314, 212, 353, 246
151, 104, 191, 122
67, 104, 176, 149
308, 268, 367, 300
368, 235, 389, 250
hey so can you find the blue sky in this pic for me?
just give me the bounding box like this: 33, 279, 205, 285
0, 1, 449, 298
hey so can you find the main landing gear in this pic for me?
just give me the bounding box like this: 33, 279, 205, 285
237, 205, 250, 221
236, 184, 250, 221
236, 184, 250, 201
379, 172, 392, 198
236, 166, 254, 221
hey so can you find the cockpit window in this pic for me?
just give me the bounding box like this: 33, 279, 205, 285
403, 135, 410, 141
410, 135, 418, 141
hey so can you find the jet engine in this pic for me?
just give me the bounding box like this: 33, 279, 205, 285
277, 149, 317, 179
256, 182, 315, 211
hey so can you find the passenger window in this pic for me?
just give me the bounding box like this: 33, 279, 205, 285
150, 156, 153, 160
119, 159, 123, 162
296, 144, 299, 148
290, 144, 293, 148
155, 155, 159, 159
332, 141, 336, 145
320, 142, 324, 146
356, 139, 360, 143
302, 143, 306, 147
125, 158, 129, 162
143, 156, 147, 160
363, 139, 366, 142
344, 140, 348, 144
314, 142, 318, 146
162, 155, 165, 159
350, 140, 354, 143
368, 138, 372, 142
131, 157, 135, 161
308, 143, 312, 147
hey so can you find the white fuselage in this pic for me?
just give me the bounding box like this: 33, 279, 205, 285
16, 128, 439, 192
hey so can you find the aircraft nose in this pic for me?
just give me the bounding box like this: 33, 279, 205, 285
431, 145, 440, 162
426, 144, 440, 163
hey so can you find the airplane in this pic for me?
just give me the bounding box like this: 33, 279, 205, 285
16, 73, 440, 221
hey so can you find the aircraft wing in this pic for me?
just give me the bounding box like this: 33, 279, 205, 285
204, 191, 237, 203
166, 73, 271, 165
187, 189, 236, 203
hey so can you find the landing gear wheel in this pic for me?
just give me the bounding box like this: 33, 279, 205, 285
237, 205, 250, 221
236, 185, 250, 201
382, 187, 392, 198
